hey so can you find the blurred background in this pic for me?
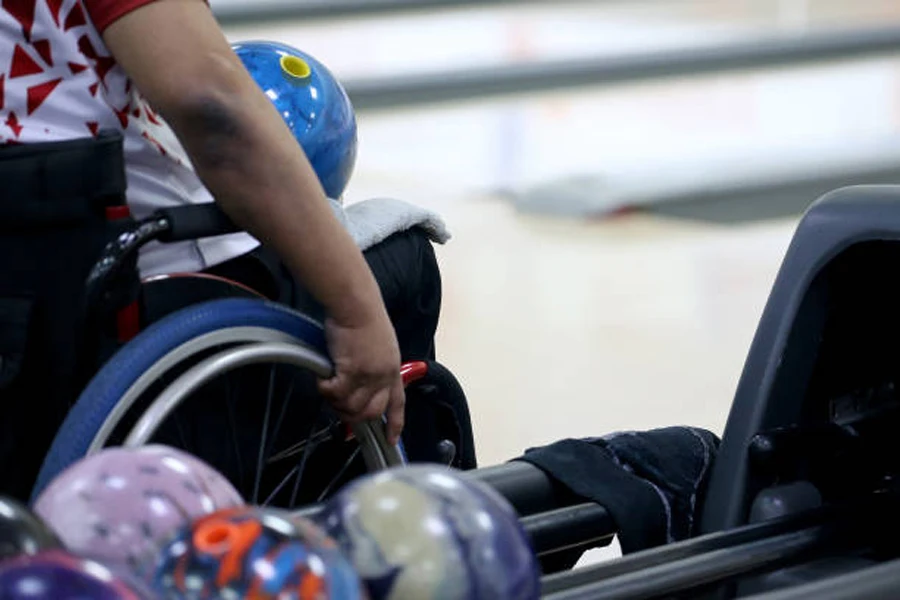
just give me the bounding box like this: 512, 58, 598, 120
211, 0, 900, 469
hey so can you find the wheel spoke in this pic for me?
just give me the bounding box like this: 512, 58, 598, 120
172, 413, 191, 454
264, 374, 297, 460
261, 438, 316, 506
288, 419, 321, 508
266, 425, 334, 463
252, 365, 277, 504
316, 446, 362, 503
223, 377, 245, 492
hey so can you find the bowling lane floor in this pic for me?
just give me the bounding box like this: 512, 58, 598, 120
347, 172, 797, 469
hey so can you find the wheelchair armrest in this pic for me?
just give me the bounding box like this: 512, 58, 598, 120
83, 203, 240, 318
154, 203, 241, 242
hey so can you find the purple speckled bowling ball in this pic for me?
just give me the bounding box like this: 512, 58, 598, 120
33, 445, 244, 575
0, 549, 152, 599
319, 465, 540, 600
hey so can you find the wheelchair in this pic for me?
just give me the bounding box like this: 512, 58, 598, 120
0, 131, 475, 507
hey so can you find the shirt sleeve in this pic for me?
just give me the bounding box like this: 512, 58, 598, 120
83, 0, 211, 34
82, 0, 160, 33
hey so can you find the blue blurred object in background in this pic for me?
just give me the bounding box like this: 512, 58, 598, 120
233, 40, 358, 200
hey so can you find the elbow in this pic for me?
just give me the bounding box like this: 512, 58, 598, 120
153, 56, 256, 167
167, 90, 252, 171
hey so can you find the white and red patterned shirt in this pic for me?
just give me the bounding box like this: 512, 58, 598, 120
0, 0, 258, 276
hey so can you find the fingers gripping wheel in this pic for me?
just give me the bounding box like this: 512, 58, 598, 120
32, 298, 406, 505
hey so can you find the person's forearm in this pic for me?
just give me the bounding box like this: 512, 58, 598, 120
165, 81, 384, 327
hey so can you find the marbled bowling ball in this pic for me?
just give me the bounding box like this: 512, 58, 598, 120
32, 445, 244, 575
0, 549, 152, 599
0, 496, 61, 560
150, 506, 367, 599
233, 40, 357, 200
319, 465, 540, 600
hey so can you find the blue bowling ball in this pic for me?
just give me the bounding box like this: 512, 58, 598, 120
233, 40, 358, 199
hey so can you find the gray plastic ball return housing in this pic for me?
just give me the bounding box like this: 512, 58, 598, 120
701, 184, 900, 537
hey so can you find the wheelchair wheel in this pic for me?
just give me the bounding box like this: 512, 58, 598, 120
33, 298, 406, 506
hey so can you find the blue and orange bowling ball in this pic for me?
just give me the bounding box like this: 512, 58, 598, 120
233, 40, 358, 200
147, 506, 367, 599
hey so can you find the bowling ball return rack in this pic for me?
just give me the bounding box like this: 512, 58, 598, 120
299, 185, 900, 599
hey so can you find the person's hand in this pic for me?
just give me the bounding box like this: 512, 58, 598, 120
317, 311, 405, 445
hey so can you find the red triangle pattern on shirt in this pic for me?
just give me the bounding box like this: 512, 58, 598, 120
0, 75, 5, 110
93, 56, 116, 84
114, 105, 130, 128
27, 77, 61, 114
143, 102, 161, 125
86, 121, 99, 136
68, 61, 88, 74
46, 0, 64, 25
142, 131, 168, 156
76, 36, 117, 84
6, 112, 22, 138
32, 39, 52, 66
2, 0, 37, 41
10, 44, 43, 78
64, 2, 86, 30
77, 35, 98, 60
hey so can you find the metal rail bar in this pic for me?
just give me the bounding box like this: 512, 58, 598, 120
540, 508, 831, 594
742, 557, 900, 600
543, 493, 894, 599
462, 461, 574, 516
292, 460, 574, 521
340, 26, 900, 111
291, 461, 616, 556
295, 498, 613, 557
523, 503, 615, 558
543, 522, 857, 600
212, 0, 569, 25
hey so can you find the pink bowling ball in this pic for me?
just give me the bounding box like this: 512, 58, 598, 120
32, 445, 244, 575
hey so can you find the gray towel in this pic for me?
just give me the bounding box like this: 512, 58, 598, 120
329, 197, 451, 251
